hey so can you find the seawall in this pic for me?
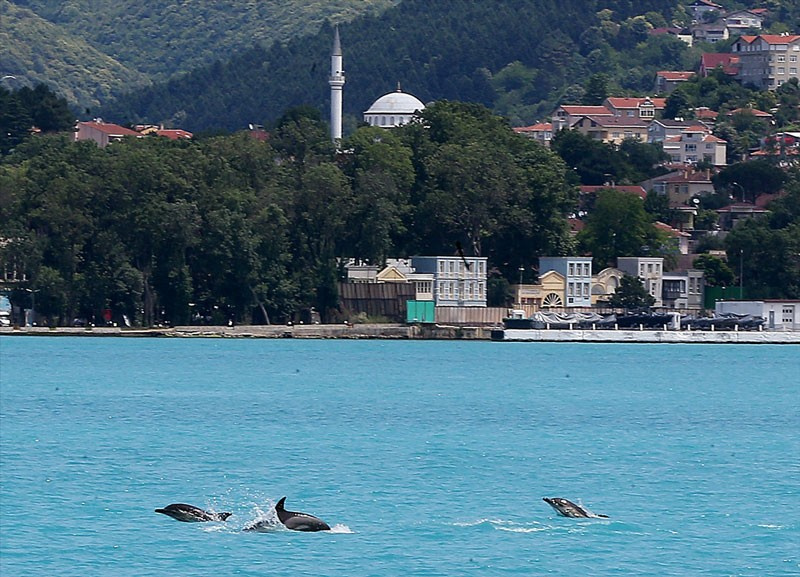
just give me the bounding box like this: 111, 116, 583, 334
2, 324, 798, 343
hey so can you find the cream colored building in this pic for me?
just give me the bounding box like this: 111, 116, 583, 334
732, 34, 800, 90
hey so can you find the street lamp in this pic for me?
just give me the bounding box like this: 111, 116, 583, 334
22, 288, 38, 326
739, 248, 745, 297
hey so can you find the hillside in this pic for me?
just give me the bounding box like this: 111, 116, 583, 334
1, 0, 149, 110
101, 0, 691, 131
4, 0, 398, 110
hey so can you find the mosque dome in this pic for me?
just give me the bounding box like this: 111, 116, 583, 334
364, 87, 425, 128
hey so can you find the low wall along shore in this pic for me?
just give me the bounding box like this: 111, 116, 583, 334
1, 324, 798, 343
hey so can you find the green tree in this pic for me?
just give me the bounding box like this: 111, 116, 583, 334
577, 188, 660, 268
607, 274, 656, 309
692, 254, 734, 287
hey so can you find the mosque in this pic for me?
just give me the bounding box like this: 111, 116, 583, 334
329, 27, 426, 141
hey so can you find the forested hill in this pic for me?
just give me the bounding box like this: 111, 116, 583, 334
3, 0, 397, 110
102, 0, 693, 132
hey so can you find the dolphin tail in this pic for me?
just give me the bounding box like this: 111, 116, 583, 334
217, 512, 233, 521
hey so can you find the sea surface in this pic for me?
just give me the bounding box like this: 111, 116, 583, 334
0, 337, 798, 576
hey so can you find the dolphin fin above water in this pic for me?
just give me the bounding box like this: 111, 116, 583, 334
155, 503, 232, 522
543, 497, 608, 519
275, 497, 331, 532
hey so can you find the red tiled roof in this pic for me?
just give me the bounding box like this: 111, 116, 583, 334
513, 123, 552, 133
693, 107, 719, 120
727, 107, 773, 118
756, 34, 800, 44
657, 71, 694, 81
605, 97, 666, 109
654, 221, 691, 237
700, 53, 740, 75
80, 121, 139, 136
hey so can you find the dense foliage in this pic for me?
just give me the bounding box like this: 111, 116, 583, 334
0, 102, 578, 326
3, 0, 395, 110
0, 84, 74, 155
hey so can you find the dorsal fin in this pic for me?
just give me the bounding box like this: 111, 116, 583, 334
276, 497, 287, 511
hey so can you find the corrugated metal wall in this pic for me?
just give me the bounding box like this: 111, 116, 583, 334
434, 307, 506, 325
338, 283, 416, 321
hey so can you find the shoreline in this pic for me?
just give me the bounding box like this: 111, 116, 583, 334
1, 324, 799, 343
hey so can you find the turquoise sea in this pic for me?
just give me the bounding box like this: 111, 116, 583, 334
1, 337, 798, 576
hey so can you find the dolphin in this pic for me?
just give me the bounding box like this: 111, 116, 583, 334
543, 497, 608, 519
155, 503, 232, 523
274, 497, 331, 532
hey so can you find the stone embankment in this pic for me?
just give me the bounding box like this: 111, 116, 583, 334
2, 324, 798, 343
0, 324, 492, 340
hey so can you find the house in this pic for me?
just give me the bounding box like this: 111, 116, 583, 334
692, 107, 719, 124
655, 71, 694, 94
648, 119, 711, 143
640, 168, 715, 211
513, 122, 553, 147
74, 120, 141, 148
570, 115, 649, 145
662, 269, 705, 310
134, 125, 193, 140
699, 53, 740, 77
726, 107, 774, 123
617, 257, 664, 307
551, 105, 613, 132
654, 221, 692, 255
591, 267, 624, 305
410, 255, 488, 307
538, 257, 593, 308
732, 34, 800, 90
689, 0, 723, 22
715, 300, 800, 330
515, 270, 565, 309
343, 258, 434, 301
723, 9, 764, 33
692, 23, 729, 44
716, 203, 770, 230
662, 127, 727, 166
603, 97, 666, 121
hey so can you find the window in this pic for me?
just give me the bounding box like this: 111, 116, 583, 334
782, 306, 794, 323
686, 143, 697, 152
568, 263, 574, 277
778, 55, 786, 62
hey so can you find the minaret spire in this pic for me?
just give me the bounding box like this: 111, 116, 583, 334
329, 26, 345, 143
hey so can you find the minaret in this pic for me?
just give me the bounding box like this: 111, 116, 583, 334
329, 26, 345, 143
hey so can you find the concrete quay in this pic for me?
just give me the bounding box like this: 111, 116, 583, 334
497, 328, 800, 344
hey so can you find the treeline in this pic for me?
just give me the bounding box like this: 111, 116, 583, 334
0, 85, 75, 155
101, 0, 698, 132
1, 102, 580, 326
